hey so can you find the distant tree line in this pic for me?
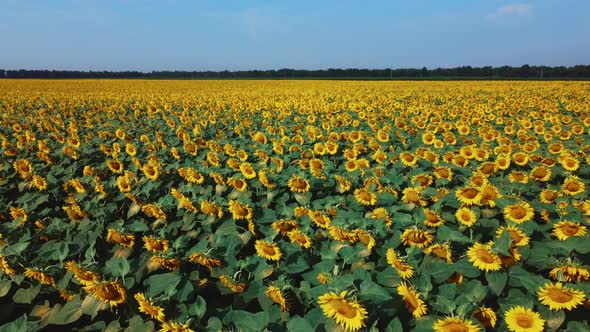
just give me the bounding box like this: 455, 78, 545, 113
1, 65, 589, 79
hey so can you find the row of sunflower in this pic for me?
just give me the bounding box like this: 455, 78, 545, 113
0, 79, 589, 331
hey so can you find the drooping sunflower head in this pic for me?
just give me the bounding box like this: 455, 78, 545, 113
287, 230, 312, 249
549, 264, 590, 282
84, 281, 127, 308
472, 307, 497, 328
425, 243, 453, 263
400, 228, 434, 248
386, 248, 414, 279
318, 291, 368, 332
397, 282, 427, 318
134, 292, 166, 322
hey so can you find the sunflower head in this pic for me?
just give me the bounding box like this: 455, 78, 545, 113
318, 291, 368, 332
504, 306, 545, 332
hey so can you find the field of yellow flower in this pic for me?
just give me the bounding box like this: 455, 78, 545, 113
0, 79, 589, 331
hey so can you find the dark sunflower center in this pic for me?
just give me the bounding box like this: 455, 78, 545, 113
476, 248, 496, 264
547, 288, 574, 303
330, 299, 358, 319
510, 206, 526, 219
515, 314, 533, 328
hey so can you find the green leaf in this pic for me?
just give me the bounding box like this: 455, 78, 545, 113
190, 296, 207, 319
384, 318, 402, 332
125, 315, 154, 332
144, 272, 182, 299
493, 231, 512, 256
359, 280, 392, 304
0, 314, 28, 332
224, 310, 269, 332
287, 316, 314, 332
508, 265, 547, 294
486, 271, 508, 296
12, 284, 41, 304
48, 296, 83, 325
285, 255, 309, 274
106, 257, 131, 277
437, 225, 472, 243
376, 267, 401, 288
0, 280, 11, 297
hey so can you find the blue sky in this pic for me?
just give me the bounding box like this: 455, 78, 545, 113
1, 0, 589, 71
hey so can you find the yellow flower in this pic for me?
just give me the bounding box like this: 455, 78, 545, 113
472, 307, 497, 328
30, 175, 48, 191
0, 255, 16, 275
84, 281, 127, 307
160, 321, 194, 332
400, 228, 433, 248
455, 187, 482, 206
106, 229, 135, 248
218, 275, 246, 293
537, 282, 585, 311
141, 204, 167, 220
64, 260, 100, 286
318, 291, 367, 332
239, 162, 257, 179
397, 282, 427, 318
466, 242, 502, 271
455, 207, 477, 227
504, 306, 544, 332
178, 167, 205, 184
530, 166, 551, 182
386, 248, 414, 279
255, 240, 282, 261
106, 159, 124, 174
503, 202, 534, 224
353, 187, 377, 206
134, 293, 166, 322
228, 200, 253, 220
423, 208, 445, 227
308, 210, 331, 229
188, 252, 222, 269
288, 175, 310, 193
13, 159, 32, 177
549, 264, 589, 282
287, 230, 312, 249
432, 316, 481, 332
425, 243, 453, 263
143, 236, 170, 253
552, 221, 587, 240
561, 176, 585, 196
496, 226, 530, 246
116, 175, 132, 193
265, 286, 289, 312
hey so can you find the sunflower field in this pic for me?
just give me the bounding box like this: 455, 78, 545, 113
0, 79, 589, 332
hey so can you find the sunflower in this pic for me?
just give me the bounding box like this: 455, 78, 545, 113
425, 243, 453, 263
530, 166, 551, 182
64, 261, 101, 285
433, 166, 453, 181
539, 189, 560, 204
504, 306, 544, 332
24, 268, 55, 286
318, 291, 367, 332
466, 242, 502, 271
9, 207, 28, 224
288, 175, 310, 193
30, 175, 48, 191
386, 248, 414, 279
496, 226, 530, 246
218, 275, 246, 293
0, 255, 16, 275
397, 282, 427, 318
561, 176, 585, 196
472, 307, 497, 328
537, 282, 585, 311
178, 167, 205, 185
106, 159, 124, 174
560, 157, 579, 172
455, 207, 477, 227
116, 175, 132, 193
106, 229, 135, 248
150, 256, 181, 271
552, 221, 587, 240
354, 229, 376, 251
456, 187, 482, 206
400, 228, 434, 248
134, 293, 166, 322
401, 187, 425, 206
432, 316, 481, 332
188, 252, 222, 269
271, 219, 299, 235
317, 273, 331, 284
400, 152, 418, 167
287, 230, 312, 249
549, 264, 590, 282
503, 202, 534, 224
142, 164, 160, 181
370, 207, 392, 227
84, 281, 127, 307
143, 236, 170, 253
423, 208, 445, 227
239, 162, 257, 179
266, 286, 289, 312
200, 200, 223, 218
228, 200, 253, 221
141, 204, 167, 220
255, 240, 282, 261
308, 210, 331, 229
508, 171, 529, 184
160, 321, 194, 332
353, 188, 377, 206
13, 159, 32, 177
479, 183, 503, 207
495, 154, 511, 170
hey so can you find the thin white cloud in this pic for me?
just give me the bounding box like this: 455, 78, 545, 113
486, 3, 532, 21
